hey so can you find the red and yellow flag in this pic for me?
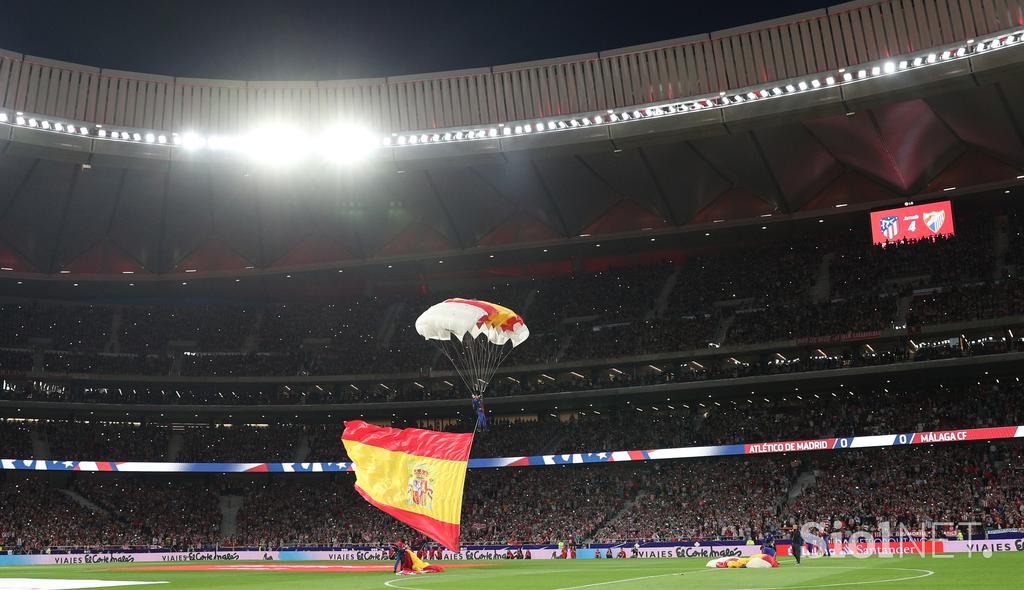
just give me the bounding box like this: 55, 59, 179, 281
341, 420, 473, 551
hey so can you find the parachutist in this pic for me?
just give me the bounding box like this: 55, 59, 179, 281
415, 298, 527, 435
472, 393, 488, 432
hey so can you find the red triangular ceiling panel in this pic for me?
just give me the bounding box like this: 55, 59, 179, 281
174, 240, 253, 273
582, 200, 669, 236
0, 241, 37, 273
271, 233, 354, 268
376, 223, 452, 257
800, 172, 897, 211
64, 240, 147, 275
689, 187, 774, 224
922, 151, 1022, 194
478, 212, 560, 247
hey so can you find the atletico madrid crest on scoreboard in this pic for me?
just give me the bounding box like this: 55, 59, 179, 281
880, 216, 899, 240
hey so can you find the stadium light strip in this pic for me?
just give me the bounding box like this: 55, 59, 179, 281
1, 424, 1020, 473
0, 29, 1021, 162
382, 30, 1022, 148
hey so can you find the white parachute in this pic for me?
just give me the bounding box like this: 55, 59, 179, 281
415, 298, 529, 394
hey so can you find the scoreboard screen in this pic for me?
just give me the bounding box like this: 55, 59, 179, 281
869, 201, 954, 245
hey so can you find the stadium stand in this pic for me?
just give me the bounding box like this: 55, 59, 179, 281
3, 439, 1020, 553
0, 210, 1021, 409
1, 375, 1020, 463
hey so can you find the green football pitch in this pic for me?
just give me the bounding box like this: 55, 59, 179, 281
1, 554, 1021, 589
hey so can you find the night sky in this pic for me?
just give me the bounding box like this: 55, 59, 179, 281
1, 0, 835, 81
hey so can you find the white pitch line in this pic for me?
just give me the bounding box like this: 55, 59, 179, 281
551, 567, 716, 590
383, 568, 608, 590
714, 566, 935, 590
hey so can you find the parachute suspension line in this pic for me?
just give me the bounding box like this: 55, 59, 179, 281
432, 333, 514, 421
433, 336, 475, 395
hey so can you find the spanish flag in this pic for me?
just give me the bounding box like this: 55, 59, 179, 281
342, 420, 473, 551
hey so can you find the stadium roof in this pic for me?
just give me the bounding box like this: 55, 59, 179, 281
0, 0, 1021, 287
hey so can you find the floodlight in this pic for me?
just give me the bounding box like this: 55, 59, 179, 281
318, 124, 379, 163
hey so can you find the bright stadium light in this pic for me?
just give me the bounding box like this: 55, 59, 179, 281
318, 124, 379, 163
181, 132, 205, 149
241, 125, 308, 164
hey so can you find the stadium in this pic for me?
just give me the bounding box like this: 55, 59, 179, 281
2, 0, 1024, 588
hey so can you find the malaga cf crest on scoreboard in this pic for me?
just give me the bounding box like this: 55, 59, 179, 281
923, 209, 945, 233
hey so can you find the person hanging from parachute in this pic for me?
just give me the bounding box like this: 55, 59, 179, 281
415, 298, 529, 434
471, 393, 487, 431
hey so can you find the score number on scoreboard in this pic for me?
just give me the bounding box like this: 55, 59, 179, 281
869, 200, 955, 245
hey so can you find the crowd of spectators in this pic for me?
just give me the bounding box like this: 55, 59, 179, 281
0, 477, 125, 553
830, 217, 995, 296
177, 425, 304, 463
2, 374, 1021, 467
907, 278, 1024, 326
787, 442, 1023, 536
594, 456, 798, 542
0, 419, 35, 458
5, 436, 1021, 553
6, 329, 1021, 408
0, 215, 1008, 388
461, 464, 635, 544
72, 475, 223, 549
43, 421, 169, 462
120, 306, 257, 353
727, 295, 900, 344
0, 303, 112, 351
231, 477, 409, 548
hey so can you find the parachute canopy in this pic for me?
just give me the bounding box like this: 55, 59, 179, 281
415, 298, 529, 348
415, 298, 529, 395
